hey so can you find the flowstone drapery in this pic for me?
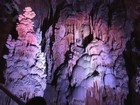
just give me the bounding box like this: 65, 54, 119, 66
43, 1, 131, 105
3, 7, 46, 104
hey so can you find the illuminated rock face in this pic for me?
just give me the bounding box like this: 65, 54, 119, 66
43, 1, 131, 105
1, 0, 140, 105
70, 41, 128, 105
3, 7, 46, 104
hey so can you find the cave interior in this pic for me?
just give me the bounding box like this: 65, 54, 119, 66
0, 0, 140, 105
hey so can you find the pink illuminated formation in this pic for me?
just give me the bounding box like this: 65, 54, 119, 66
16, 7, 37, 45
3, 7, 46, 104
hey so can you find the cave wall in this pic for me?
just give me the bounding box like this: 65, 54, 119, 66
0, 0, 140, 105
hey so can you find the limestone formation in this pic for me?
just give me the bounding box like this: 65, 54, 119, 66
1, 0, 140, 105
3, 7, 46, 104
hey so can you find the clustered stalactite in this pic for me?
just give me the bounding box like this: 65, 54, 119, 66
44, 0, 132, 105
0, 0, 140, 105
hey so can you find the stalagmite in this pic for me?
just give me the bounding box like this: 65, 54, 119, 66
3, 7, 46, 105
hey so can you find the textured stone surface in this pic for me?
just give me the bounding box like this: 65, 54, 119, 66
0, 0, 140, 105
41, 0, 131, 105
2, 7, 46, 104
